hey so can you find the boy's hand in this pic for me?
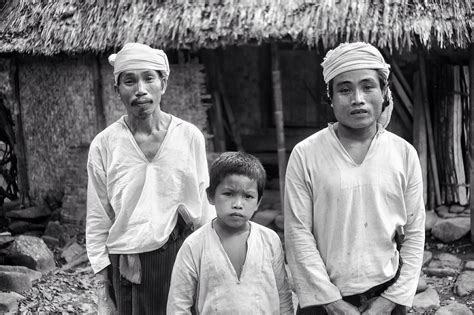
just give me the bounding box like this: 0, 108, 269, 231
323, 299, 360, 315
360, 296, 396, 314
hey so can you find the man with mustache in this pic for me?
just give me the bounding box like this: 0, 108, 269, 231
86, 43, 215, 314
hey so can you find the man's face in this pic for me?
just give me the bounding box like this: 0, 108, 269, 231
331, 69, 384, 130
115, 69, 167, 119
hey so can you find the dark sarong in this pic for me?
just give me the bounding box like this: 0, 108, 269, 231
107, 215, 193, 315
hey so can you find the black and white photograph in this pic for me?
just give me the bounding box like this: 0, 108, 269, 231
0, 0, 473, 313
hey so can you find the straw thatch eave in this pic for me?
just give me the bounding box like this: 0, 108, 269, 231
0, 0, 472, 55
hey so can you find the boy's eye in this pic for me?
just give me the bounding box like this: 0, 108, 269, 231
222, 192, 232, 196
363, 84, 374, 90
245, 194, 255, 199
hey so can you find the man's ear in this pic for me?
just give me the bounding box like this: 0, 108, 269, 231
206, 188, 215, 205
161, 78, 168, 95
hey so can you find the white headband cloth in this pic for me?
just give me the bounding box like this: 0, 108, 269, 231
108, 43, 170, 84
321, 42, 390, 84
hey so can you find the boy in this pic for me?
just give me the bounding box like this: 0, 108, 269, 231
167, 152, 294, 314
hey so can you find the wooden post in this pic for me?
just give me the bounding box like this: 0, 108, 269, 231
413, 72, 428, 206
270, 43, 286, 204
93, 55, 106, 131
469, 45, 474, 242
12, 57, 30, 205
419, 54, 441, 206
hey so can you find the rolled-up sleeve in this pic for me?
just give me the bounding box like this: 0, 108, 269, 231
86, 145, 113, 274
382, 147, 425, 306
284, 146, 342, 307
271, 236, 294, 314
193, 132, 215, 228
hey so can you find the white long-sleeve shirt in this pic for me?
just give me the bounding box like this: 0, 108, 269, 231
86, 115, 215, 274
167, 221, 294, 315
284, 123, 425, 307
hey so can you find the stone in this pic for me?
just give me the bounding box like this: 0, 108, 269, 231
8, 220, 32, 234
0, 234, 14, 248
425, 253, 463, 277
429, 253, 463, 270
0, 265, 42, 282
431, 218, 471, 242
41, 235, 59, 248
449, 204, 466, 214
454, 270, 474, 297
5, 235, 56, 274
435, 302, 473, 315
423, 267, 459, 277
464, 261, 474, 271
0, 271, 32, 292
412, 287, 440, 312
436, 205, 458, 218
61, 242, 86, 263
251, 209, 280, 227
5, 205, 51, 220
425, 210, 439, 232
423, 251, 433, 267
0, 292, 24, 313
43, 220, 71, 247
274, 214, 284, 231
417, 275, 428, 293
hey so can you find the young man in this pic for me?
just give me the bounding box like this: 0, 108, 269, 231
86, 43, 215, 314
167, 152, 294, 314
284, 42, 425, 315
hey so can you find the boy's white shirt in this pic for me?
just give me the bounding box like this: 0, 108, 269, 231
167, 221, 294, 314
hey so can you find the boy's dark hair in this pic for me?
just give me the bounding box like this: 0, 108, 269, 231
207, 151, 266, 202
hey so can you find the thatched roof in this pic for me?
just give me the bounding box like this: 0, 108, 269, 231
0, 0, 472, 55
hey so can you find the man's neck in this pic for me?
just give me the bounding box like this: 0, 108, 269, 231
335, 122, 377, 143
126, 110, 167, 135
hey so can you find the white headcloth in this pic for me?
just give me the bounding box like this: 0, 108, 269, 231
321, 42, 390, 84
108, 43, 170, 84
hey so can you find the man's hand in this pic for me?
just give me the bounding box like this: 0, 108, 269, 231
323, 299, 360, 315
97, 280, 116, 315
360, 296, 396, 314
95, 269, 116, 315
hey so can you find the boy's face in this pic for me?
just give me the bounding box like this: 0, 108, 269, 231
208, 174, 260, 230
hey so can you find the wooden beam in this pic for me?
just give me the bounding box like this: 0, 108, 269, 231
270, 43, 287, 204
469, 44, 474, 242
392, 74, 413, 118
390, 59, 413, 101
419, 54, 442, 206
12, 58, 30, 206
412, 72, 428, 206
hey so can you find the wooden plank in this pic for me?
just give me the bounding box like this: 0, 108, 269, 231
469, 45, 474, 242
412, 72, 428, 205
392, 74, 413, 118
390, 59, 413, 101
270, 43, 287, 204
212, 91, 226, 152
216, 72, 244, 151
453, 66, 468, 205
12, 58, 30, 206
419, 54, 441, 206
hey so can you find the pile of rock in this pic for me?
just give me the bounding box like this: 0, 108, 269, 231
0, 233, 55, 312
412, 251, 474, 314
426, 204, 471, 243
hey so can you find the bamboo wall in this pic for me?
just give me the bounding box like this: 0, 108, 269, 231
6, 54, 209, 223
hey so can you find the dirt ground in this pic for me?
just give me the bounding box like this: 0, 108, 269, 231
16, 234, 474, 313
